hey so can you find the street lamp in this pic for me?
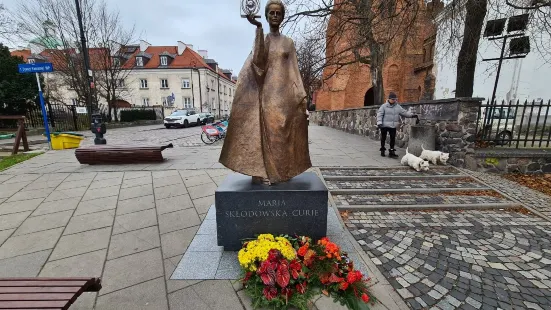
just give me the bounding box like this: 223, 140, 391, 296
74, 0, 94, 121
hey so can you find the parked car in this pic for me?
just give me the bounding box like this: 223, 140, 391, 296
198, 112, 215, 125
164, 110, 201, 128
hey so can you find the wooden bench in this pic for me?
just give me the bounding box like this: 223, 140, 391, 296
0, 277, 101, 309
0, 116, 30, 155
75, 143, 174, 165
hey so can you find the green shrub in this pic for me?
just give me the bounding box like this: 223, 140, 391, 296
120, 109, 157, 122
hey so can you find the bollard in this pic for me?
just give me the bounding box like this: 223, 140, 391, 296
408, 125, 436, 157
91, 114, 107, 145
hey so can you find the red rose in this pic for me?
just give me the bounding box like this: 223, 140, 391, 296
263, 286, 278, 301
362, 293, 370, 303
346, 271, 358, 284
329, 273, 344, 283
339, 282, 349, 290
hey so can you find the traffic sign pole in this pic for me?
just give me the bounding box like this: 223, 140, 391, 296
35, 73, 52, 150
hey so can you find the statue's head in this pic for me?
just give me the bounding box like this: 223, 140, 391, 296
265, 0, 285, 28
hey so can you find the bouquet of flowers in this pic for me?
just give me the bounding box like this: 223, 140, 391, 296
238, 234, 376, 310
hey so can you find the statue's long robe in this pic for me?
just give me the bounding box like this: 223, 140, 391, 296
219, 27, 311, 183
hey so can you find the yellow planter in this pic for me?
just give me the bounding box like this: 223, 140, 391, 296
50, 134, 84, 150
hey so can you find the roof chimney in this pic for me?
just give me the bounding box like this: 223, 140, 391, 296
185, 44, 194, 50
198, 49, 208, 58
177, 41, 186, 55
140, 40, 151, 52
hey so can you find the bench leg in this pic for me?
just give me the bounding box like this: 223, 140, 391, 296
20, 120, 29, 152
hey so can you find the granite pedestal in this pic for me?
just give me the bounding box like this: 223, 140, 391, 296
408, 125, 436, 156
215, 172, 328, 251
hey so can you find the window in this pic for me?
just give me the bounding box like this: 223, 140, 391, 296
161, 79, 169, 88
142, 98, 150, 106
136, 57, 143, 67
160, 56, 168, 66
183, 97, 192, 108
181, 79, 190, 89
28, 58, 35, 64
224, 85, 227, 95
140, 79, 148, 89
229, 89, 232, 96
116, 79, 125, 88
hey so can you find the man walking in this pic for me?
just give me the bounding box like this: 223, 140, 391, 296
376, 92, 418, 158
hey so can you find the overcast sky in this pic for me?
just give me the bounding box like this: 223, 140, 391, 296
2, 0, 279, 74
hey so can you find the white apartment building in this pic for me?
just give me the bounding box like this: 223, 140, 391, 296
14, 39, 237, 117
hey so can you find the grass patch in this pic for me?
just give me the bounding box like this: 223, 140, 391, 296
0, 152, 43, 171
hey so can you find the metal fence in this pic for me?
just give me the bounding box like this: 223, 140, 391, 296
476, 99, 551, 149
24, 103, 90, 132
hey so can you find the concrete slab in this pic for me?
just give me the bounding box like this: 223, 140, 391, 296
154, 184, 188, 200
187, 182, 217, 200
0, 211, 32, 231
116, 195, 155, 216
118, 184, 153, 201
160, 226, 198, 259
31, 197, 80, 217
14, 210, 73, 236
50, 227, 111, 261
101, 248, 164, 295
155, 194, 193, 215
192, 195, 215, 215
0, 249, 50, 277
168, 280, 243, 310
0, 198, 44, 216
64, 210, 114, 235
40, 249, 106, 277
112, 208, 157, 235
0, 228, 63, 260
95, 277, 169, 310
44, 186, 88, 202
82, 185, 120, 201
153, 175, 183, 188
158, 208, 200, 234
108, 226, 160, 260
74, 196, 118, 216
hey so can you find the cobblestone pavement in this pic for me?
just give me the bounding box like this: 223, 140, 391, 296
462, 169, 551, 219
321, 167, 460, 177
326, 179, 487, 190
334, 193, 512, 206
346, 210, 551, 310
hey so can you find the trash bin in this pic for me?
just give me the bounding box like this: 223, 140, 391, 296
49, 132, 85, 150
408, 125, 436, 157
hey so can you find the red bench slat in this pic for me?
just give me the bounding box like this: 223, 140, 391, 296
0, 294, 74, 301
0, 281, 87, 288
0, 288, 80, 294
0, 279, 93, 282
0, 300, 67, 309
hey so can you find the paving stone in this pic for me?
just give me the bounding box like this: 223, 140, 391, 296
64, 210, 114, 235
112, 208, 157, 235
153, 175, 183, 188
118, 184, 152, 201
156, 194, 193, 215
88, 176, 123, 189
101, 248, 164, 295
187, 182, 217, 200
215, 251, 241, 279
14, 210, 73, 236
163, 255, 201, 293
50, 227, 111, 261
192, 195, 215, 215
169, 280, 243, 310
171, 251, 223, 280
107, 226, 160, 260
40, 249, 106, 277
0, 198, 44, 215
31, 197, 80, 216
44, 186, 88, 202
0, 228, 63, 260
74, 196, 118, 216
6, 187, 55, 202
160, 226, 198, 258
116, 195, 155, 215
0, 211, 31, 231
158, 208, 200, 234
154, 184, 187, 200
0, 249, 50, 277
121, 176, 152, 189
95, 277, 168, 310
56, 178, 93, 190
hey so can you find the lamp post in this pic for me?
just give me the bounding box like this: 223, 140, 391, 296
74, 0, 94, 122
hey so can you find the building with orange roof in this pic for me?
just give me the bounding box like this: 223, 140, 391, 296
11, 39, 236, 117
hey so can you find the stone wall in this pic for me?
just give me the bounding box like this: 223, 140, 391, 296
310, 98, 483, 167
466, 149, 551, 174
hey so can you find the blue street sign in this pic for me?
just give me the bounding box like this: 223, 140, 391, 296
18, 63, 54, 74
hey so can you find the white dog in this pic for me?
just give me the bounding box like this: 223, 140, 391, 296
420, 144, 450, 165
401, 148, 430, 172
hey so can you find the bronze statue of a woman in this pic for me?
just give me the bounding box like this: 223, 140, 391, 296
219, 0, 312, 185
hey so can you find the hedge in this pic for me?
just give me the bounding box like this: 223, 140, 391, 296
120, 109, 157, 122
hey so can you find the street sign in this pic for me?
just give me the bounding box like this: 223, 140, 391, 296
76, 107, 87, 114
18, 63, 54, 74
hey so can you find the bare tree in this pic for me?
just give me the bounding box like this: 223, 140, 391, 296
14, 0, 136, 119
93, 5, 136, 121
284, 0, 425, 105
436, 0, 551, 98
295, 34, 323, 109
0, 3, 16, 42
